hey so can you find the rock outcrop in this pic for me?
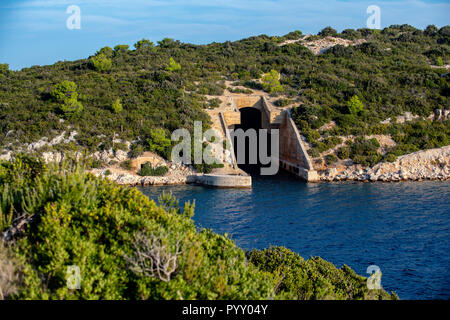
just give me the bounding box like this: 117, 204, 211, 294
319, 146, 450, 182
279, 35, 366, 55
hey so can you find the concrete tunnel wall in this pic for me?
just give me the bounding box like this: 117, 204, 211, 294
221, 96, 319, 181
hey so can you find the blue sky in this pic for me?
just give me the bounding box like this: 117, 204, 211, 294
0, 0, 449, 70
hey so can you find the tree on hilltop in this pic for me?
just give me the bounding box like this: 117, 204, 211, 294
134, 39, 155, 50
90, 53, 112, 72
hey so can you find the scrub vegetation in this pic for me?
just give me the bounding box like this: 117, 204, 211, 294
0, 156, 397, 300
0, 25, 448, 168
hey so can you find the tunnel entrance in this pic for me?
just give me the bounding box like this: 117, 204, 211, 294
238, 107, 262, 131
232, 107, 272, 175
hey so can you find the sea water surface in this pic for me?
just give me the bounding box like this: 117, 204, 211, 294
139, 173, 450, 300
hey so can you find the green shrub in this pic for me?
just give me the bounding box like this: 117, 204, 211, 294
89, 158, 105, 169
114, 44, 129, 54
325, 154, 338, 165
51, 80, 83, 115
318, 26, 338, 37
307, 148, 320, 158
207, 98, 221, 109
227, 87, 253, 94
167, 57, 181, 72
315, 136, 343, 153
134, 39, 154, 50
347, 95, 364, 115
274, 98, 292, 107
303, 129, 321, 143
0, 159, 273, 299
337, 146, 351, 159
247, 247, 396, 300
90, 53, 112, 72
96, 46, 113, 57
111, 98, 123, 114
262, 70, 284, 94
348, 138, 382, 167
138, 162, 169, 176
120, 160, 133, 171
113, 142, 128, 153
0, 157, 397, 300
334, 114, 362, 132
193, 162, 224, 174
146, 129, 171, 159
292, 105, 329, 130
391, 121, 449, 152
197, 82, 225, 96
0, 63, 9, 75
384, 153, 398, 163
352, 154, 382, 167
130, 144, 145, 159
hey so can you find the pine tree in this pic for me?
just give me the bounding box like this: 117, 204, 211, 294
347, 95, 364, 115
111, 98, 123, 114
262, 70, 283, 94
167, 57, 181, 72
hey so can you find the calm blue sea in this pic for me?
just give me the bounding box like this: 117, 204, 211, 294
139, 173, 450, 300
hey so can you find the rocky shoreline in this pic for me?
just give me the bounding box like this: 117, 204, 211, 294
90, 160, 197, 186
318, 146, 450, 182
91, 146, 450, 186
90, 169, 196, 186
2, 142, 449, 185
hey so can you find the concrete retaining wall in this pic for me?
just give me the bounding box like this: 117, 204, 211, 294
279, 110, 319, 182
192, 174, 252, 188
259, 97, 273, 129
219, 112, 238, 169
233, 96, 262, 109
223, 111, 241, 126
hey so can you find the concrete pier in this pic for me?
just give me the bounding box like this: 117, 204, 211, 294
191, 174, 252, 188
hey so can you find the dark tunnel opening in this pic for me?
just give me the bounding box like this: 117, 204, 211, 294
232, 107, 272, 175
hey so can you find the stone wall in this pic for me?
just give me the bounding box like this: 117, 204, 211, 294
233, 96, 261, 109
223, 111, 241, 126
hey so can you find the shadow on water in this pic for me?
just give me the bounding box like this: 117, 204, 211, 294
139, 177, 450, 300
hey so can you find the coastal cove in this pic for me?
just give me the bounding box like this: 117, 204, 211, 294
0, 18, 449, 302
140, 173, 450, 300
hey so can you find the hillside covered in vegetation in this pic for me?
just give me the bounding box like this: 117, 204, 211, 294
0, 156, 397, 300
0, 24, 448, 169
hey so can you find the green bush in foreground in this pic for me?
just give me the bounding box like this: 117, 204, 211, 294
248, 247, 396, 300
0, 156, 397, 300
